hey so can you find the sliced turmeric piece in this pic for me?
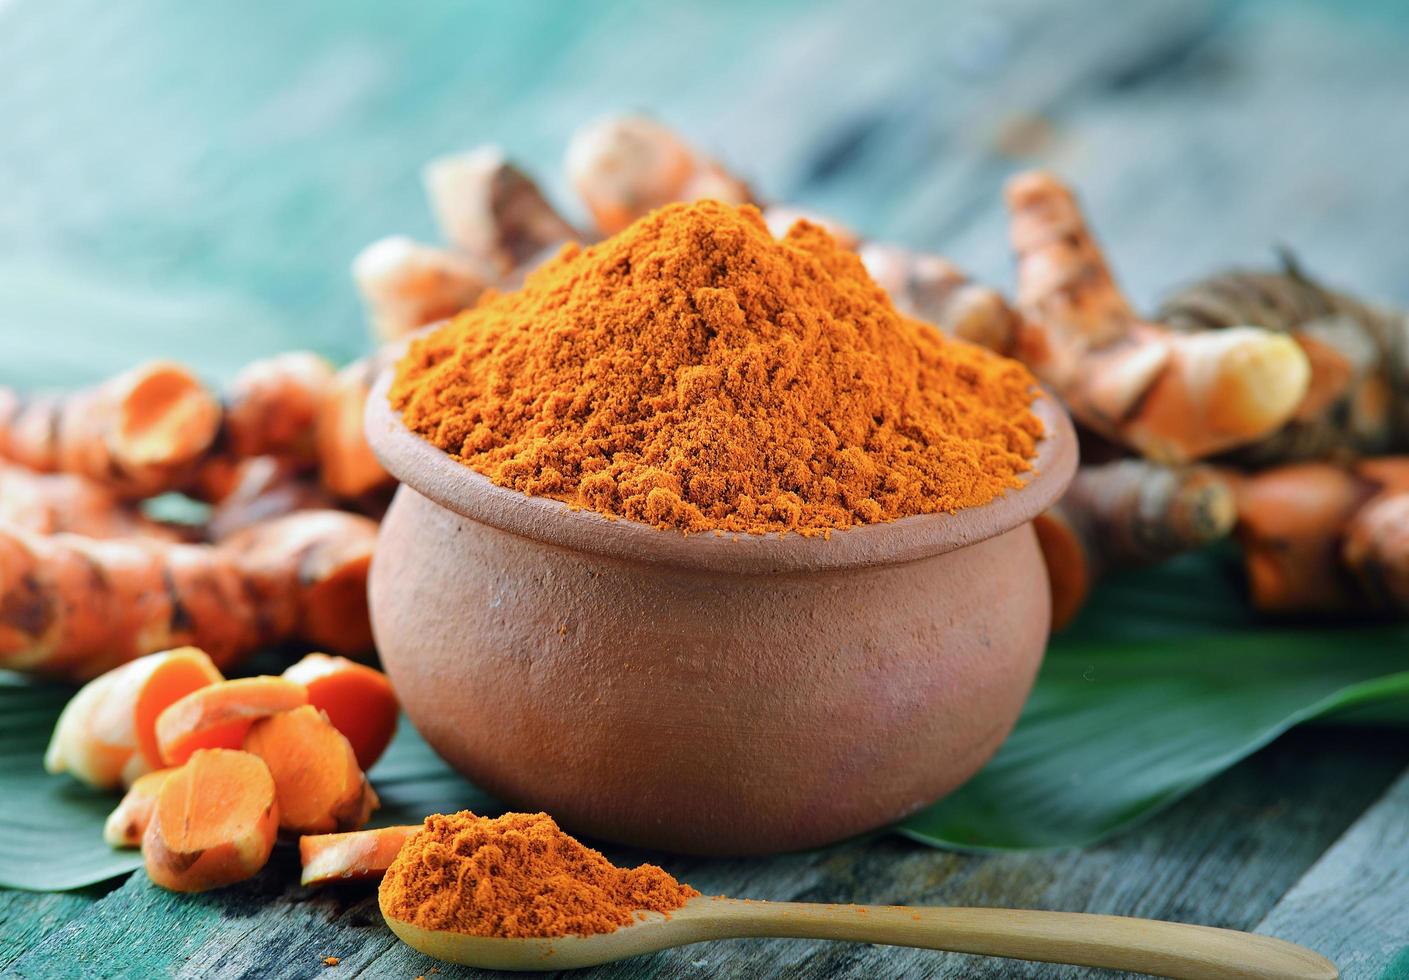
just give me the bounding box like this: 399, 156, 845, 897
282, 653, 399, 770
46, 646, 223, 788
99, 647, 225, 772
299, 825, 417, 887
43, 670, 131, 790
104, 768, 178, 848
155, 676, 308, 766
243, 705, 374, 835
143, 748, 278, 892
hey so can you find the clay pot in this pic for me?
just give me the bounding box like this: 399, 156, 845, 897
365, 373, 1076, 856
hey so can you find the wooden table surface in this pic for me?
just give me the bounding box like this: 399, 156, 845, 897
3, 1, 1409, 977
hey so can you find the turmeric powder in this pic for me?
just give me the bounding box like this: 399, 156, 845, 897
392, 201, 1042, 536
379, 811, 698, 938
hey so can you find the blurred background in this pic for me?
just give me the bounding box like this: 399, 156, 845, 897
2, 0, 1407, 386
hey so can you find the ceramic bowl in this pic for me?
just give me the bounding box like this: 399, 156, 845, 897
365, 372, 1076, 855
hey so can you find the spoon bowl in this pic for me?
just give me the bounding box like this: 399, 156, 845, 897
382, 894, 1338, 978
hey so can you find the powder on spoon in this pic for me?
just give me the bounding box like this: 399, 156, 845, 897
378, 811, 699, 938
390, 200, 1041, 536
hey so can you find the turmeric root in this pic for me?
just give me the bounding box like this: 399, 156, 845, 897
858, 242, 1019, 354
220, 351, 336, 462
423, 147, 580, 276
45, 647, 224, 788
1232, 458, 1409, 613
143, 748, 279, 892
352, 235, 489, 343
1034, 459, 1237, 629
0, 463, 182, 540
155, 676, 309, 766
1006, 172, 1312, 463
0, 510, 377, 680
315, 351, 399, 499
0, 362, 222, 498
243, 705, 374, 834
219, 510, 378, 657
282, 653, 398, 770
299, 825, 417, 887
1344, 491, 1409, 610
565, 114, 752, 235
105, 768, 177, 848
1159, 253, 1409, 464
205, 458, 339, 541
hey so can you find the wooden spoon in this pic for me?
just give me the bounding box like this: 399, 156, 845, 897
383, 895, 1337, 978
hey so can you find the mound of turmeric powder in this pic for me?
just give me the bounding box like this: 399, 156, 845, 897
391, 200, 1042, 536
378, 811, 698, 938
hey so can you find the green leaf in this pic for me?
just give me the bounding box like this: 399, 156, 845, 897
900, 628, 1409, 850
0, 677, 144, 891
0, 674, 496, 892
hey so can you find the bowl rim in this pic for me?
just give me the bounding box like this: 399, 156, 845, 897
364, 367, 1077, 574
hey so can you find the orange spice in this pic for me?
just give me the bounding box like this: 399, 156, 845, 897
391, 201, 1041, 536
378, 811, 698, 938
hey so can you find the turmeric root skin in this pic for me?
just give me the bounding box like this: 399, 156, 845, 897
0, 362, 223, 498
1235, 458, 1409, 614
315, 351, 398, 500
352, 236, 489, 343
219, 511, 378, 658
220, 352, 336, 463
1036, 459, 1237, 629
859, 242, 1019, 354
1006, 172, 1311, 463
0, 464, 183, 540
566, 114, 752, 235
300, 826, 417, 887
1344, 493, 1409, 610
1159, 258, 1409, 464
0, 510, 376, 680
423, 147, 580, 276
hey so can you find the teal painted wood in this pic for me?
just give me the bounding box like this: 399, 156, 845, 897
1256, 769, 1409, 980
8, 730, 1404, 978
0, 890, 96, 971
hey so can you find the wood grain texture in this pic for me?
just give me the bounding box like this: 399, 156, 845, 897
386, 898, 1337, 978
1255, 769, 1409, 980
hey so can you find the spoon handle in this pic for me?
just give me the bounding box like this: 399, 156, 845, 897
693, 900, 1336, 979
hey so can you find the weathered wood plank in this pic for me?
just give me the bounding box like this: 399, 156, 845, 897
0, 889, 95, 971
11, 729, 1401, 979
1255, 767, 1409, 980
